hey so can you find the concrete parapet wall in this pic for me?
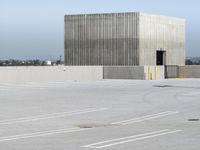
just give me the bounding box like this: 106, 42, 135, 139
103, 66, 145, 80
179, 66, 200, 78
103, 66, 165, 80
0, 66, 103, 83
0, 66, 165, 83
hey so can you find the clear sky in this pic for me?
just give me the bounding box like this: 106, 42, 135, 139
0, 0, 199, 60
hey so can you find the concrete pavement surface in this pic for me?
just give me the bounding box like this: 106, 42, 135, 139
0, 79, 199, 150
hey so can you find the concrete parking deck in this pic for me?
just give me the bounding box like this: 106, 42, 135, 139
0, 79, 199, 150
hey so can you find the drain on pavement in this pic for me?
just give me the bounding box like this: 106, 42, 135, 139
153, 85, 173, 88
77, 123, 117, 129
188, 119, 199, 122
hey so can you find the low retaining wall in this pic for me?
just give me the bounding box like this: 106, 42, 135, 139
0, 66, 165, 83
103, 66, 165, 80
0, 66, 103, 83
179, 65, 200, 78
103, 66, 145, 80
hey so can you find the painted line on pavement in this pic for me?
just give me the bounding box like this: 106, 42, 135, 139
112, 111, 179, 125
0, 128, 89, 142
0, 108, 108, 125
183, 92, 200, 96
83, 129, 182, 149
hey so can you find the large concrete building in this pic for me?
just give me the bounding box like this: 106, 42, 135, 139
65, 12, 185, 66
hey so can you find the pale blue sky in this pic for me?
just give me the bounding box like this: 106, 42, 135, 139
0, 0, 199, 60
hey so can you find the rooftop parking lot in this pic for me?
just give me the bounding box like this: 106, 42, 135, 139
0, 79, 199, 150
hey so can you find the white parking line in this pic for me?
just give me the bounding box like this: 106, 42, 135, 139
183, 92, 200, 96
0, 128, 89, 142
0, 108, 108, 125
83, 129, 182, 149
112, 111, 179, 125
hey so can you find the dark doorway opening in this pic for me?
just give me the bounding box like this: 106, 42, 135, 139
156, 51, 166, 65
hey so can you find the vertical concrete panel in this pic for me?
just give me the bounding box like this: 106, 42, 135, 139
65, 16, 73, 65
99, 15, 103, 65
103, 66, 145, 80
90, 14, 96, 65
128, 13, 134, 65
116, 13, 124, 65
111, 14, 116, 65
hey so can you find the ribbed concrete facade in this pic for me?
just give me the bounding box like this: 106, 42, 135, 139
65, 12, 185, 66
65, 12, 139, 66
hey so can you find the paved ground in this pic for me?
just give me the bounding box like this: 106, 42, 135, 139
0, 79, 200, 150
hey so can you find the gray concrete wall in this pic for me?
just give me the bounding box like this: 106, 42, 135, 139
179, 66, 200, 78
165, 65, 179, 78
139, 13, 185, 66
103, 66, 164, 80
65, 12, 140, 66
103, 66, 145, 79
0, 66, 165, 83
0, 66, 103, 83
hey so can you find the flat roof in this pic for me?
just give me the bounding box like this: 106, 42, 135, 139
0, 79, 199, 149
65, 12, 185, 21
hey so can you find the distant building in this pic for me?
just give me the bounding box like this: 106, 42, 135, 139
64, 12, 185, 66
45, 60, 52, 66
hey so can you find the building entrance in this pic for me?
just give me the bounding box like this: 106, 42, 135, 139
156, 51, 166, 65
